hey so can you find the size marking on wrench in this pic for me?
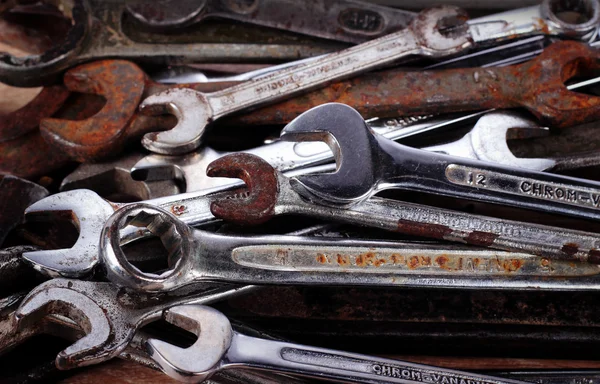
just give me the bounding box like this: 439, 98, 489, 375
446, 165, 600, 209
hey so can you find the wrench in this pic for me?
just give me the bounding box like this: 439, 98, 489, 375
136, 5, 475, 155
422, 111, 600, 172
208, 153, 600, 263
99, 202, 600, 293
126, 0, 416, 44
146, 304, 529, 384
12, 279, 256, 369
280, 103, 600, 223
0, 0, 337, 87
223, 40, 600, 129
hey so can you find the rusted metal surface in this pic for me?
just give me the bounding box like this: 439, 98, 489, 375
225, 40, 600, 129
0, 85, 69, 142
0, 246, 46, 296
0, 174, 48, 246
39, 60, 240, 162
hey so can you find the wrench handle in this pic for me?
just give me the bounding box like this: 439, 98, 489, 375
226, 332, 528, 384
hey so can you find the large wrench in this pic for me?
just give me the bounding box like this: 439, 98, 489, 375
100, 203, 600, 293
126, 0, 416, 44
146, 304, 529, 384
281, 103, 600, 223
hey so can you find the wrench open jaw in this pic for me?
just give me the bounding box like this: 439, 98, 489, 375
39, 60, 145, 162
23, 189, 115, 277
14, 278, 254, 370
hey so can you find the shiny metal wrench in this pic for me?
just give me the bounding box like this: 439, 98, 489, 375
139, 6, 473, 155
282, 103, 600, 223
100, 203, 600, 293
208, 153, 600, 264
126, 0, 416, 44
146, 304, 529, 384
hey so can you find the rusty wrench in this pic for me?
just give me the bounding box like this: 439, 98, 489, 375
280, 103, 600, 223
226, 40, 600, 129
126, 0, 416, 44
207, 153, 600, 264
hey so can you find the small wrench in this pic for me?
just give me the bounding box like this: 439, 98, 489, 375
281, 103, 600, 223
99, 203, 600, 293
422, 111, 600, 172
0, 0, 337, 87
146, 304, 529, 384
208, 153, 600, 264
126, 0, 416, 44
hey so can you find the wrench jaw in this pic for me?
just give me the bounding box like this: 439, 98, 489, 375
140, 88, 214, 156
22, 190, 115, 278
470, 111, 557, 171
280, 103, 380, 207
39, 60, 146, 162
100, 203, 195, 292
411, 6, 473, 57
14, 283, 112, 370
207, 153, 279, 226
146, 305, 232, 383
0, 0, 90, 87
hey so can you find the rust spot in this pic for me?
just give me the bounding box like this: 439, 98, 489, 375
589, 249, 600, 264
355, 252, 377, 267
465, 231, 498, 247
316, 253, 328, 264
408, 256, 420, 269
390, 254, 403, 264
507, 259, 524, 272
336, 254, 350, 266
397, 220, 452, 240
171, 204, 185, 215
435, 255, 449, 269
562, 243, 579, 256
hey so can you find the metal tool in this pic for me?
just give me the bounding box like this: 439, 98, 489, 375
146, 304, 529, 384
281, 103, 600, 223
0, 0, 338, 87
207, 153, 600, 264
131, 5, 476, 155
99, 202, 600, 293
0, 85, 69, 143
60, 151, 180, 200
126, 0, 416, 44
224, 40, 600, 129
12, 279, 256, 369
0, 175, 48, 247
422, 111, 600, 172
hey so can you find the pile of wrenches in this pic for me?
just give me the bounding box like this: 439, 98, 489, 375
5, 0, 600, 382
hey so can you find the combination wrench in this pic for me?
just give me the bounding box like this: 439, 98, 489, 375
145, 304, 529, 384
126, 0, 416, 44
281, 103, 600, 223
99, 203, 600, 293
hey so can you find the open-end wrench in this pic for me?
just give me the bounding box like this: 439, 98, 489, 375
11, 279, 256, 369
223, 40, 600, 129
128, 5, 476, 155
146, 304, 529, 384
59, 151, 180, 200
126, 0, 416, 44
280, 103, 600, 223
99, 202, 600, 293
422, 111, 600, 172
207, 153, 600, 263
0, 0, 338, 87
